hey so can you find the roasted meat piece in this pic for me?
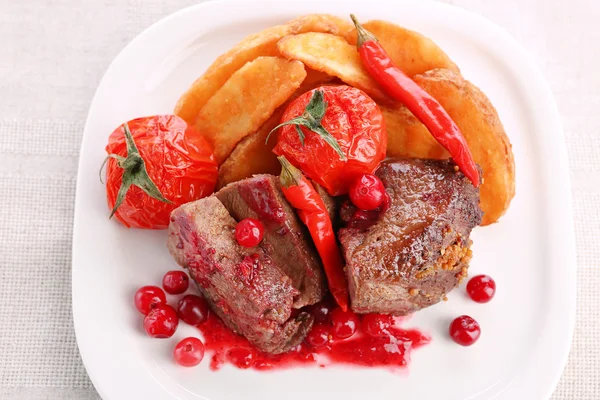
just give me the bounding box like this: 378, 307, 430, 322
338, 158, 483, 315
216, 175, 326, 308
168, 196, 313, 354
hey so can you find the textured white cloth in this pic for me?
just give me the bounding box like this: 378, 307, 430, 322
0, 0, 597, 399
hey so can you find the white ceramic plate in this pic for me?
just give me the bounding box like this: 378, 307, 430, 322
72, 1, 576, 399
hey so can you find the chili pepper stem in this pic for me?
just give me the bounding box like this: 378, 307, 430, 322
350, 13, 480, 187
277, 155, 350, 311
350, 14, 378, 47
277, 156, 303, 188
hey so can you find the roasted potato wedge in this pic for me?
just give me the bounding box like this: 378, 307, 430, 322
297, 67, 335, 89
217, 107, 285, 189
346, 20, 460, 77
277, 32, 388, 102
195, 56, 306, 163
174, 14, 352, 125
290, 14, 353, 37
217, 68, 335, 188
380, 104, 447, 159
383, 69, 514, 225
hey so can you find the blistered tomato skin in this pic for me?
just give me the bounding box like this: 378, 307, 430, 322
105, 115, 218, 229
273, 85, 387, 196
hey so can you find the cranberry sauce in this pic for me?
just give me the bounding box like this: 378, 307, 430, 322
197, 298, 429, 371
238, 179, 285, 223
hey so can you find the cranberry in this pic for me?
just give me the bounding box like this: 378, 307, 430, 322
227, 347, 254, 369
310, 299, 335, 323
143, 304, 179, 338
177, 294, 209, 326
362, 313, 393, 337
134, 286, 166, 315
174, 337, 205, 367
349, 174, 386, 211
379, 191, 391, 212
306, 324, 331, 348
330, 308, 359, 340
449, 315, 481, 346
467, 275, 496, 303
235, 218, 264, 248
162, 270, 189, 295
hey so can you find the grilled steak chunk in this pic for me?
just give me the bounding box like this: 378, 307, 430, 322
216, 175, 325, 308
339, 158, 483, 315
168, 196, 313, 354
313, 181, 338, 224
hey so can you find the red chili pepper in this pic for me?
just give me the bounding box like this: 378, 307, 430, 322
350, 15, 480, 187
278, 156, 349, 311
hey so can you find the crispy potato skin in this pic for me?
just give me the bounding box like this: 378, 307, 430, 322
345, 20, 460, 77
177, 14, 514, 225
380, 104, 447, 160
383, 69, 515, 225
217, 107, 285, 189
174, 14, 352, 125
217, 68, 336, 188
195, 56, 306, 163
277, 32, 388, 102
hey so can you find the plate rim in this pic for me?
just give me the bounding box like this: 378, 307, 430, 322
72, 1, 576, 399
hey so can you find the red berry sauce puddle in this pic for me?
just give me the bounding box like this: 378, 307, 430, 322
196, 299, 430, 371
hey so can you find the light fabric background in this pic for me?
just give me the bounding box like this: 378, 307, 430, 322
0, 0, 597, 399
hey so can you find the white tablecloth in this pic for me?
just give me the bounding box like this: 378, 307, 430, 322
0, 0, 597, 398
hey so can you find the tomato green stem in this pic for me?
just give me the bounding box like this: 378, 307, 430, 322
106, 122, 172, 219
267, 90, 347, 161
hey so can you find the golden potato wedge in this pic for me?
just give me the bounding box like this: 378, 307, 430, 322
290, 14, 353, 37
383, 69, 514, 225
380, 104, 447, 159
195, 56, 306, 163
298, 67, 335, 89
174, 14, 352, 125
217, 107, 285, 189
277, 32, 388, 102
346, 20, 460, 77
217, 68, 335, 188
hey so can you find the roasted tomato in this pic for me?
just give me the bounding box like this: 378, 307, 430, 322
104, 115, 218, 229
272, 85, 386, 196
